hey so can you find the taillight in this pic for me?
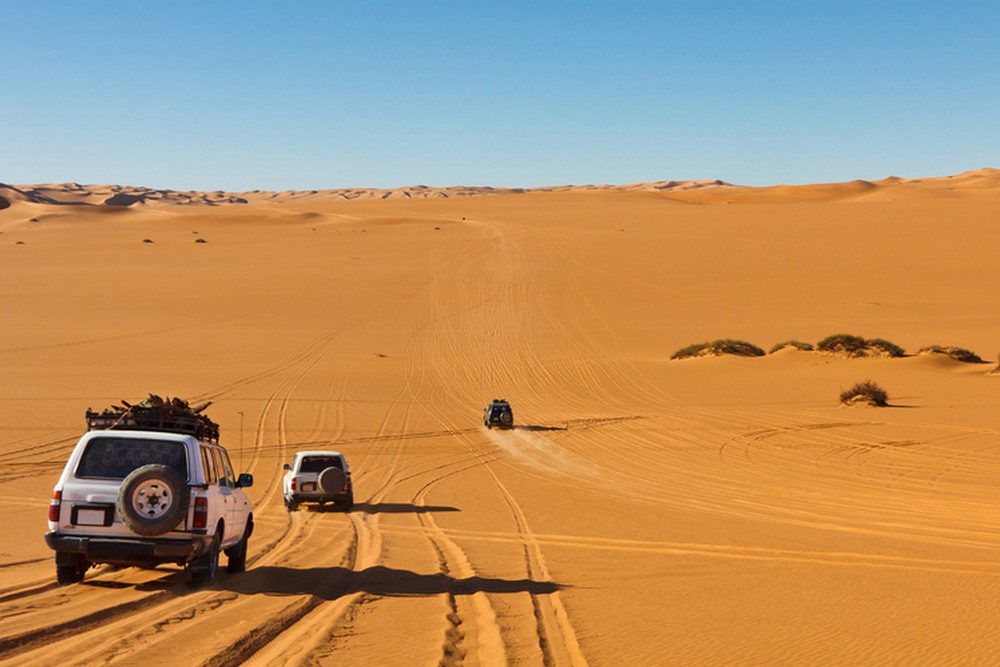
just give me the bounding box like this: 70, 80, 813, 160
193, 496, 208, 528
48, 490, 62, 522
345, 479, 352, 492
291, 478, 297, 491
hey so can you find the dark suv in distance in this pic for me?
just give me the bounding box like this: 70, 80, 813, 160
483, 399, 514, 429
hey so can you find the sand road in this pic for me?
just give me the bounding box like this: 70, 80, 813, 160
2, 172, 1000, 664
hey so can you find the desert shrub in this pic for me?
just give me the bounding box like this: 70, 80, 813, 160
818, 334, 905, 358
839, 380, 889, 407
769, 340, 814, 354
917, 345, 984, 363
817, 334, 868, 356
866, 338, 905, 358
671, 343, 710, 359
671, 339, 765, 360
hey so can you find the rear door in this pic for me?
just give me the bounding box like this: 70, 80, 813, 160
199, 445, 229, 539
214, 448, 249, 545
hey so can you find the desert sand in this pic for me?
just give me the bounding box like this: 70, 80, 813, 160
2, 168, 1000, 665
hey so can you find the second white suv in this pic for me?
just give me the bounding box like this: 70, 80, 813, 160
282, 451, 353, 511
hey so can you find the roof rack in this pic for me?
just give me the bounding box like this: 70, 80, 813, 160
86, 394, 219, 443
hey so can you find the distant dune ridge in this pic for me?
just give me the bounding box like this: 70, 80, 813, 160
0, 179, 736, 209
2, 168, 995, 210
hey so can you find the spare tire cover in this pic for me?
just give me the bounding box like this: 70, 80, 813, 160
318, 467, 346, 494
117, 464, 189, 537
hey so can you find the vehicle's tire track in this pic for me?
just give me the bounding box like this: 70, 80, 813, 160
0, 325, 362, 665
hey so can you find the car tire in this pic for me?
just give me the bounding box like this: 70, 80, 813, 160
318, 467, 346, 494
117, 464, 189, 537
56, 554, 88, 585
336, 492, 354, 512
285, 496, 298, 512
190, 533, 220, 586
225, 522, 251, 574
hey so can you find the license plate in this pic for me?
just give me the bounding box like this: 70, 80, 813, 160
76, 508, 107, 526
302, 482, 317, 492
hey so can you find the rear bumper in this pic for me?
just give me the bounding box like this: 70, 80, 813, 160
45, 531, 210, 565
288, 492, 351, 503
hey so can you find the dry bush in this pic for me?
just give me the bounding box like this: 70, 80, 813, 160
917, 345, 984, 363
866, 338, 905, 357
818, 334, 904, 358
671, 339, 765, 360
839, 380, 889, 407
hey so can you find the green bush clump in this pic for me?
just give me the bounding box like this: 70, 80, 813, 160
817, 334, 904, 358
768, 340, 814, 354
866, 338, 906, 358
817, 334, 868, 356
917, 345, 984, 363
671, 339, 765, 360
839, 380, 889, 407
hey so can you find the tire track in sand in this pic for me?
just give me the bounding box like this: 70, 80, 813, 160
0, 331, 357, 665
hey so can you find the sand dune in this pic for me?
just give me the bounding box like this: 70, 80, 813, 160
5, 169, 996, 215
2, 169, 1000, 665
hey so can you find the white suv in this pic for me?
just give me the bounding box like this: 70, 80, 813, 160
282, 451, 353, 511
46, 428, 254, 586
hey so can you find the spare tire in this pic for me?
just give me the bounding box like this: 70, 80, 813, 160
117, 464, 189, 536
318, 467, 346, 494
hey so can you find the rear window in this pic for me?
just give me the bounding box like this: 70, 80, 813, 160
300, 456, 343, 473
76, 437, 188, 480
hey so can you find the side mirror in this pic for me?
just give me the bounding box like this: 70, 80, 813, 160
282, 463, 291, 471
236, 473, 254, 488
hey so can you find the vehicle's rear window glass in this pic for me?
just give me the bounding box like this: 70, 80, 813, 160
300, 456, 342, 473
76, 437, 188, 480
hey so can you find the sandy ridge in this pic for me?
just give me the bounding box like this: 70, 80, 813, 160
2, 168, 997, 212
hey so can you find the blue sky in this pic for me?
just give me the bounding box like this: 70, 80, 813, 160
2, 1, 997, 190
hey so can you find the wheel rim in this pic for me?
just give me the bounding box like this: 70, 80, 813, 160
129, 478, 175, 518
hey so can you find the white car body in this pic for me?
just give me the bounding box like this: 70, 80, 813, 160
45, 429, 253, 585
282, 450, 353, 511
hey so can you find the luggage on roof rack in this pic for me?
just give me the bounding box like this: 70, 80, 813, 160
85, 394, 219, 443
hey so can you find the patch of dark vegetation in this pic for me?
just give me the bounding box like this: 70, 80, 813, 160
142, 238, 154, 244
817, 334, 904, 358
917, 345, 985, 363
839, 380, 889, 407
768, 340, 814, 354
671, 339, 765, 360
866, 338, 905, 357
817, 334, 867, 356
194, 238, 208, 244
